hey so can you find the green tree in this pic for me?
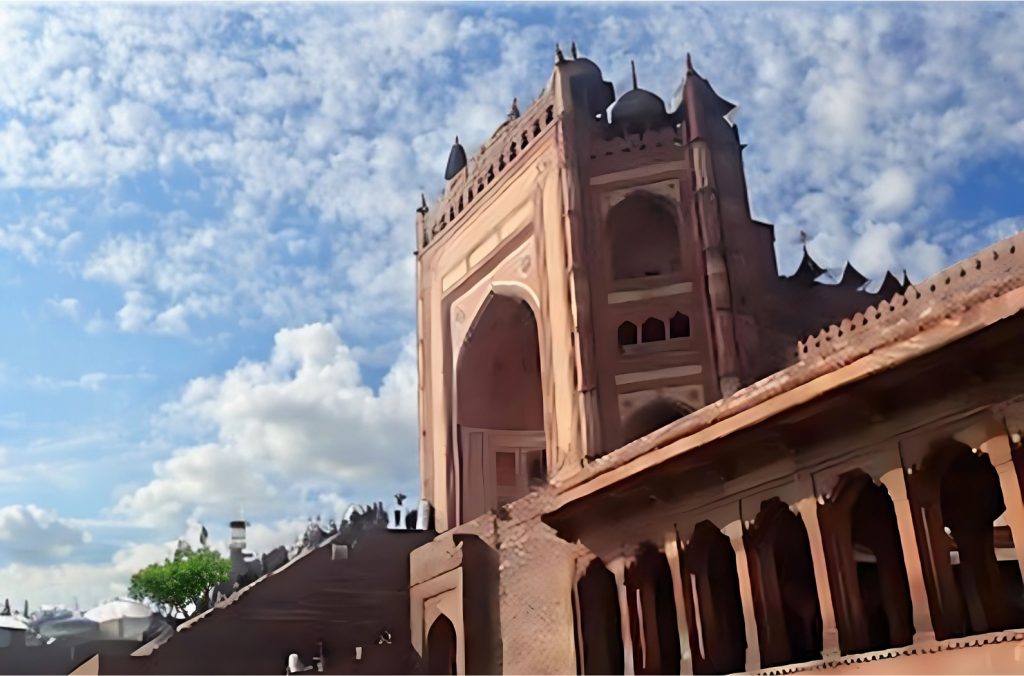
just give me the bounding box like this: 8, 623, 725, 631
128, 544, 231, 619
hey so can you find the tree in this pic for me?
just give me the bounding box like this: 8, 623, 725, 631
128, 544, 231, 620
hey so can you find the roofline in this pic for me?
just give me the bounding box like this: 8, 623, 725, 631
551, 231, 1024, 509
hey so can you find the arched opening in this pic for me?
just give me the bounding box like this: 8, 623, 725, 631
641, 317, 666, 343
608, 193, 682, 281
625, 544, 681, 675
456, 293, 546, 523
681, 521, 746, 675
574, 559, 624, 675
819, 471, 913, 655
910, 439, 1024, 639
745, 498, 822, 668
621, 398, 691, 445
427, 615, 458, 675
669, 312, 691, 338
618, 321, 638, 348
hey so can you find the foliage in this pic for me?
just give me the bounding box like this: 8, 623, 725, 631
128, 543, 231, 619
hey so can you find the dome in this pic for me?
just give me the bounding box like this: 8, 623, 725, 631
444, 137, 467, 181
556, 56, 615, 116
610, 87, 671, 135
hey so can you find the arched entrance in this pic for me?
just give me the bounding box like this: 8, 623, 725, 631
456, 293, 546, 523
427, 615, 458, 675
574, 558, 624, 675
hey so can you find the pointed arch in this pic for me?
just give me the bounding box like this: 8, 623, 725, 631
607, 192, 682, 281
427, 614, 458, 675
622, 398, 692, 445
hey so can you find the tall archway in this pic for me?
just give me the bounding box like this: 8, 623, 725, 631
607, 193, 682, 281
427, 615, 458, 675
456, 293, 546, 523
625, 544, 681, 675
621, 398, 692, 445
574, 559, 624, 675
819, 471, 913, 654
745, 498, 822, 668
682, 521, 746, 674
911, 439, 1024, 638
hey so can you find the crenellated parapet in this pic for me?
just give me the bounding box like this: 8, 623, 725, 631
418, 90, 557, 251
797, 231, 1024, 361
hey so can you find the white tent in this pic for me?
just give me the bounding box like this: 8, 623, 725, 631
84, 599, 152, 641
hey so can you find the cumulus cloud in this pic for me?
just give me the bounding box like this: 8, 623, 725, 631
114, 323, 418, 528
0, 505, 92, 564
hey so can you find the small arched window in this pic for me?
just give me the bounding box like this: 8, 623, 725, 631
607, 193, 682, 280
669, 312, 691, 338
641, 317, 666, 343
618, 321, 638, 347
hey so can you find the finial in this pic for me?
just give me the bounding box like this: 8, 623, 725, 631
508, 97, 520, 120
630, 60, 638, 89
799, 230, 809, 247
417, 193, 428, 215
454, 135, 460, 145
570, 41, 578, 59
686, 52, 694, 73
555, 43, 565, 63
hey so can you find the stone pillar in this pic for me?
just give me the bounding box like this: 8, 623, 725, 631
980, 432, 1024, 585
663, 531, 692, 675
879, 465, 936, 643
610, 557, 636, 676
795, 496, 841, 661
722, 521, 760, 672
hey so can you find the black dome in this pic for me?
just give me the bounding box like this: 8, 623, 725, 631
610, 88, 671, 135
444, 137, 467, 181
557, 57, 616, 116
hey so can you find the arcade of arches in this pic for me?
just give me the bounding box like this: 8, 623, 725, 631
570, 426, 1024, 675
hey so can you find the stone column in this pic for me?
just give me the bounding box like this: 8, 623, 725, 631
610, 557, 635, 676
663, 531, 692, 675
980, 432, 1024, 584
795, 495, 841, 661
879, 465, 935, 643
722, 520, 760, 672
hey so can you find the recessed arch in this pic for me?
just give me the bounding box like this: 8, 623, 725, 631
621, 398, 692, 445
455, 292, 546, 524
744, 498, 822, 668
607, 192, 682, 280
573, 559, 624, 675
669, 312, 691, 338
819, 470, 913, 654
682, 521, 746, 674
625, 543, 681, 675
618, 321, 638, 348
427, 614, 458, 675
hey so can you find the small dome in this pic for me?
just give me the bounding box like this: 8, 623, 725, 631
557, 56, 615, 116
444, 137, 467, 181
610, 88, 670, 135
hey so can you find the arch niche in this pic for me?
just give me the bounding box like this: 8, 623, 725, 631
607, 192, 683, 281
427, 615, 458, 675
621, 398, 692, 446
455, 292, 547, 524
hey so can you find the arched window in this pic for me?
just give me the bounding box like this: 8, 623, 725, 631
641, 317, 666, 343
682, 522, 746, 674
621, 398, 691, 445
669, 312, 691, 338
625, 544, 681, 675
574, 559, 624, 675
607, 193, 682, 281
618, 321, 638, 348
910, 439, 1024, 638
818, 471, 913, 654
427, 615, 458, 675
744, 498, 822, 668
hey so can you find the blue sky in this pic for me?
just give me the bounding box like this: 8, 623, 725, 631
0, 3, 1022, 608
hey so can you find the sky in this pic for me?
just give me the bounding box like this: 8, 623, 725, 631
0, 2, 1022, 609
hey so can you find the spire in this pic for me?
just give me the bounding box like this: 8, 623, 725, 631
838, 262, 868, 289
686, 52, 694, 73
878, 270, 903, 298
790, 233, 826, 285
508, 97, 520, 120
630, 59, 638, 90
901, 269, 912, 290
555, 43, 565, 63
416, 193, 428, 215
570, 41, 578, 59
444, 136, 467, 180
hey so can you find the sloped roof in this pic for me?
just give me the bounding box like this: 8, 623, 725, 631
553, 230, 1024, 507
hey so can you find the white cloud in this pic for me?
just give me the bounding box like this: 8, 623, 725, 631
0, 505, 92, 564
863, 168, 917, 219
114, 323, 418, 528
48, 297, 81, 320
